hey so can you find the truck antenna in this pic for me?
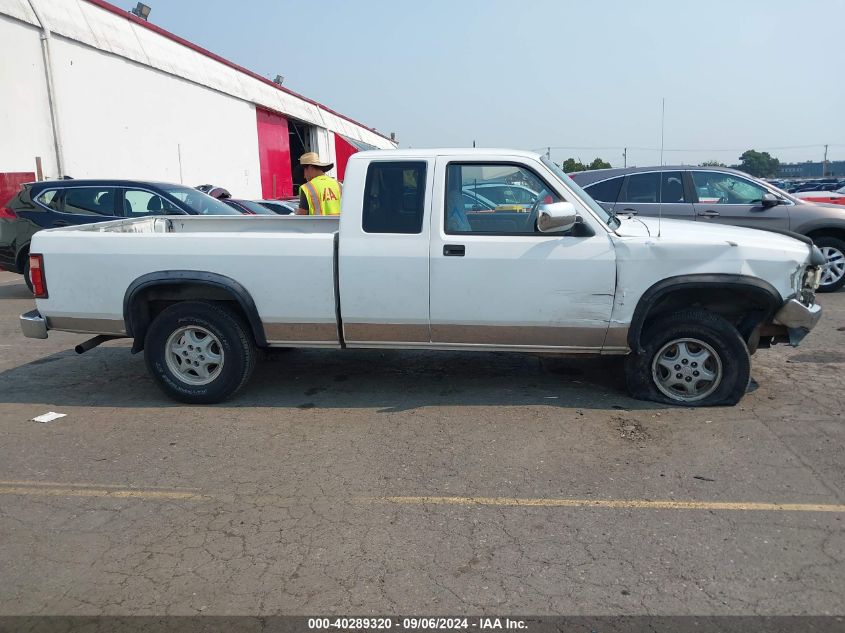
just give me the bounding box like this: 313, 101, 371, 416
658, 97, 665, 238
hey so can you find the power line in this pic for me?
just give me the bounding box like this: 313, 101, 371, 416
532, 143, 845, 153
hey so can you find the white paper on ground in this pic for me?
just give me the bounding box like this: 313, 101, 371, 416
32, 412, 66, 423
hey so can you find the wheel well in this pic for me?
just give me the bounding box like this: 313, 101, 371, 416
805, 228, 845, 244
631, 282, 781, 352
126, 281, 267, 353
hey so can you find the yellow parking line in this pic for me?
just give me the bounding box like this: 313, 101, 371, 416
2, 483, 843, 513
0, 479, 201, 491
372, 495, 845, 513
0, 484, 208, 501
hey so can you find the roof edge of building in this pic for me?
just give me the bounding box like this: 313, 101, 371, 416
83, 0, 395, 145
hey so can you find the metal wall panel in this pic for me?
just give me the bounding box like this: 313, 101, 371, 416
0, 0, 396, 151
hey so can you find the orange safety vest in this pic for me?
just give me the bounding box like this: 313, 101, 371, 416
301, 174, 341, 215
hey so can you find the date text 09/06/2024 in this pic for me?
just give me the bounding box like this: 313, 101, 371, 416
307, 617, 528, 630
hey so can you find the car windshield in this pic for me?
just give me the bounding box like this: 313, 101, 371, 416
234, 200, 277, 215
159, 185, 242, 215
541, 157, 613, 225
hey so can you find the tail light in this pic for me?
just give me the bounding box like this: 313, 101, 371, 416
29, 254, 48, 298
0, 207, 16, 219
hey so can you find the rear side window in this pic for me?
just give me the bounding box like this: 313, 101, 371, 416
362, 161, 427, 234
585, 177, 623, 203
35, 189, 62, 211
622, 172, 687, 203
62, 187, 118, 216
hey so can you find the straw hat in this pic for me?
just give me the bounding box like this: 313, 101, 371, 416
299, 152, 334, 170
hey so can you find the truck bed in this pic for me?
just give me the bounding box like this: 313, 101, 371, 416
32, 215, 342, 345
72, 215, 340, 234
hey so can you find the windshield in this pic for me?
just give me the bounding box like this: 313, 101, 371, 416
541, 156, 613, 225
233, 200, 277, 215
160, 185, 242, 215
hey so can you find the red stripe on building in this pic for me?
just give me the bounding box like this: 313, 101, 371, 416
0, 172, 35, 207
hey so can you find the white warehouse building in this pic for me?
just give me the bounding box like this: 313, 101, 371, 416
0, 0, 397, 203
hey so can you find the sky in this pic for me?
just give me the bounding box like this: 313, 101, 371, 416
145, 0, 844, 169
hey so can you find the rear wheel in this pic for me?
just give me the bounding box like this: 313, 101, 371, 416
144, 301, 256, 404
22, 256, 33, 293
626, 310, 750, 407
813, 236, 845, 292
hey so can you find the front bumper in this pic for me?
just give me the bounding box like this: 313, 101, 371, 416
20, 309, 48, 339
773, 298, 822, 346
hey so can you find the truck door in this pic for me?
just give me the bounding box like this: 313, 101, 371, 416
338, 159, 433, 346
429, 157, 618, 351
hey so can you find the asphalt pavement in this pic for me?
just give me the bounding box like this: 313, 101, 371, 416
0, 270, 842, 616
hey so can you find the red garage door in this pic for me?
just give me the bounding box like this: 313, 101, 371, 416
256, 108, 293, 198
334, 133, 359, 182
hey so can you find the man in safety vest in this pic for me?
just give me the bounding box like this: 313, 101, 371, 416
295, 152, 342, 215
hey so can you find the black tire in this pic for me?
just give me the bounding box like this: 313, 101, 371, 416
813, 235, 845, 293
625, 309, 750, 407
144, 301, 256, 404
22, 257, 33, 293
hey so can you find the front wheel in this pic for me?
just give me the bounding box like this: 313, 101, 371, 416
144, 301, 256, 404
626, 310, 750, 407
813, 236, 845, 292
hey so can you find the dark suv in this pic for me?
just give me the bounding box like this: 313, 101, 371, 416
0, 179, 241, 289
570, 166, 845, 292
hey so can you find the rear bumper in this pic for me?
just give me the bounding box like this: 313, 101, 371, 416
773, 298, 822, 345
20, 309, 48, 339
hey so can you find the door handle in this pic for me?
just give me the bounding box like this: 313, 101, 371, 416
621, 208, 638, 215
697, 210, 720, 217
52, 220, 69, 227
443, 244, 465, 257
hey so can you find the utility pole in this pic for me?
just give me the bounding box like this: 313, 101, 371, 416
823, 144, 828, 177
623, 147, 627, 168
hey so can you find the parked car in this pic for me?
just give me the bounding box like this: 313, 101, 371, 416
255, 198, 298, 215
195, 184, 231, 199
21, 149, 822, 408
794, 186, 845, 207
222, 199, 278, 215
570, 166, 845, 291
465, 182, 538, 206
0, 179, 241, 290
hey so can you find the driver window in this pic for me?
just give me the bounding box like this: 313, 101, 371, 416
692, 171, 767, 205
445, 163, 560, 234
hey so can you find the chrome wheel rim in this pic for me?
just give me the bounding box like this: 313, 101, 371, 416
819, 246, 845, 287
165, 326, 224, 386
651, 337, 722, 403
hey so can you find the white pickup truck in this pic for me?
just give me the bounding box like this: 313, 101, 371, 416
20, 149, 823, 407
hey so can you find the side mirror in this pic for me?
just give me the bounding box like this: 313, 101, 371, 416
537, 201, 578, 233
761, 192, 779, 208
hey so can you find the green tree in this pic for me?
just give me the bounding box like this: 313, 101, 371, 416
700, 159, 726, 167
561, 158, 586, 173
738, 150, 780, 178
560, 157, 611, 173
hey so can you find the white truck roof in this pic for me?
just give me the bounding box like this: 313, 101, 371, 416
353, 148, 544, 161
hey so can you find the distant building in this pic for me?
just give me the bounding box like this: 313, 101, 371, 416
778, 161, 845, 179
0, 0, 397, 204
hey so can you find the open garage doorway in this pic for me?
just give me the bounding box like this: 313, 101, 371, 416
289, 119, 316, 195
